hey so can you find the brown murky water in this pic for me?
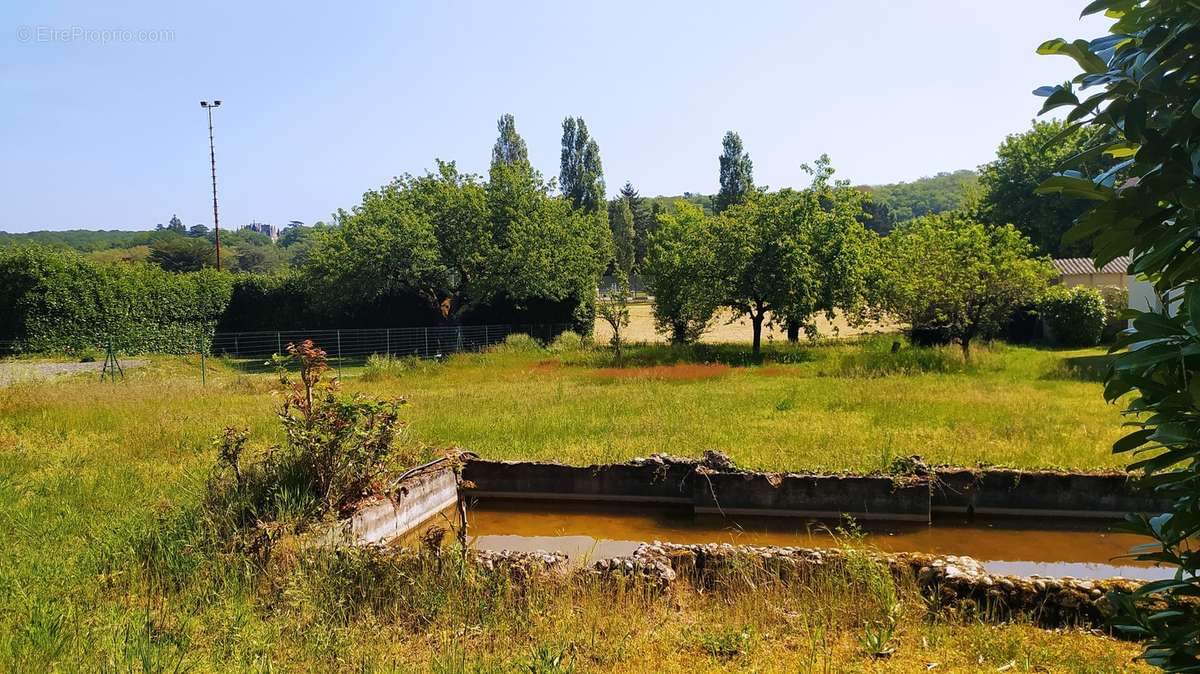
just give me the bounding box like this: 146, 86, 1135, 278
466, 499, 1169, 580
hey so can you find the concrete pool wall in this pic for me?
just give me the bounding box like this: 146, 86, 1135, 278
461, 455, 1168, 522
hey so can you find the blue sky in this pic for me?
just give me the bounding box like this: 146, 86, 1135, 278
1, 1, 1108, 232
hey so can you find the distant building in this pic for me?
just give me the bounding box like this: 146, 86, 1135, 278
239, 221, 278, 241
1053, 255, 1176, 319
1051, 256, 1129, 289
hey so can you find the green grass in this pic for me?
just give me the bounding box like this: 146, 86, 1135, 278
0, 339, 1143, 671
350, 336, 1128, 473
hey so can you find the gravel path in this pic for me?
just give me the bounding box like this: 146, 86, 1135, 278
0, 359, 148, 387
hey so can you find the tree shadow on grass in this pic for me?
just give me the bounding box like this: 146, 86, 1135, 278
579, 342, 818, 368
1041, 354, 1112, 382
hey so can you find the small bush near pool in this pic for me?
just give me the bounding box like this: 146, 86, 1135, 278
1041, 286, 1106, 347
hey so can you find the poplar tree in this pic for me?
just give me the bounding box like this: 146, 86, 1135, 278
491, 114, 529, 168
559, 117, 606, 212
714, 131, 754, 213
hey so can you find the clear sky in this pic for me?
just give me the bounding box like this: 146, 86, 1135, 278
1, 1, 1108, 232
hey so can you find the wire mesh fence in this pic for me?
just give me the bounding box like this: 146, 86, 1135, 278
207, 323, 574, 375
0, 323, 576, 383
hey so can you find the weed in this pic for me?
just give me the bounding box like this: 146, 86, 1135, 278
695, 625, 754, 660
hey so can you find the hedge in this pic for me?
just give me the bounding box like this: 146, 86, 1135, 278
1040, 285, 1107, 347
0, 247, 592, 355
0, 246, 233, 354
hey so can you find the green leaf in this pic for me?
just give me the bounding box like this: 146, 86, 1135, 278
1114, 428, 1155, 453
1037, 38, 1109, 74
1035, 175, 1114, 201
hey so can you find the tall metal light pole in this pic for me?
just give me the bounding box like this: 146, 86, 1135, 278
200, 100, 222, 270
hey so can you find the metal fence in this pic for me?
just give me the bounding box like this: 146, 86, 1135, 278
0, 323, 577, 381
211, 323, 573, 362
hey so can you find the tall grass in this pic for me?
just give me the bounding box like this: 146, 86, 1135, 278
0, 344, 1144, 671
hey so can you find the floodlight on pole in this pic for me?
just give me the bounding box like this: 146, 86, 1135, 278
200, 100, 222, 270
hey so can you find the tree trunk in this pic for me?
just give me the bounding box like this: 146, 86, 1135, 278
751, 313, 764, 359
786, 321, 801, 343
960, 338, 971, 362
672, 322, 687, 345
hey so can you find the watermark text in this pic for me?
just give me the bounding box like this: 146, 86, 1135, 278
16, 25, 175, 44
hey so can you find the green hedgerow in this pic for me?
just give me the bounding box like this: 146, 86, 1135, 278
1040, 286, 1106, 347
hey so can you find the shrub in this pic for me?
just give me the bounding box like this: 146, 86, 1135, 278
547, 330, 587, 354
490, 333, 543, 353
207, 340, 412, 542
360, 353, 430, 381
1040, 286, 1106, 347
1098, 285, 1128, 343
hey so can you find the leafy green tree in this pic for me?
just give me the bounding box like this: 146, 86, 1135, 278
712, 158, 877, 356
875, 212, 1054, 359
488, 152, 609, 323
305, 162, 490, 323
711, 191, 816, 358
779, 156, 877, 342
148, 234, 216, 272
609, 197, 636, 278
306, 146, 607, 329
978, 120, 1105, 257
1033, 3, 1200, 666
188, 223, 209, 237
491, 113, 529, 168
714, 131, 754, 213
559, 117, 606, 213
643, 202, 719, 343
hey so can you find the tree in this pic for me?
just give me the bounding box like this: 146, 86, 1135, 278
609, 197, 636, 278
305, 147, 608, 330
714, 131, 754, 213
305, 162, 491, 324
491, 113, 529, 168
1033, 3, 1200, 667
559, 117, 606, 212
978, 120, 1105, 257
488, 150, 609, 325
618, 181, 655, 265
779, 156, 877, 342
188, 223, 209, 237
156, 215, 186, 234
596, 268, 631, 361
702, 156, 876, 356
643, 202, 720, 343
148, 234, 216, 272
712, 192, 818, 358
875, 212, 1054, 359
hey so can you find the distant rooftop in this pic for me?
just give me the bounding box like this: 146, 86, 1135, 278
1052, 256, 1130, 276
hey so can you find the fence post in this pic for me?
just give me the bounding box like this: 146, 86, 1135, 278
424, 327, 429, 358
336, 329, 343, 378
234, 332, 240, 357
200, 338, 206, 386
386, 328, 391, 358
276, 331, 282, 356
484, 324, 489, 347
